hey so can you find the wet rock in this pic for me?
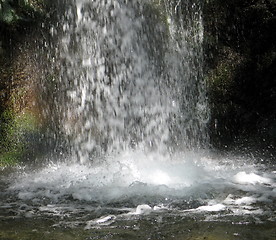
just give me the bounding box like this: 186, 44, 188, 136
204, 0, 276, 148
0, 0, 45, 26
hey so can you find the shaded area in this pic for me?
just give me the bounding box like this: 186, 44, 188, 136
204, 0, 276, 151
0, 1, 63, 165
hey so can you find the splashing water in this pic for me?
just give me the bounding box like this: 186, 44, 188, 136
3, 150, 276, 227
0, 0, 275, 235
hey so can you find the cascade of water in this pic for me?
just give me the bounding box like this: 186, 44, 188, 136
2, 3, 276, 235
58, 0, 209, 162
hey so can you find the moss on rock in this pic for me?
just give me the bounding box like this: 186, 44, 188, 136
0, 0, 45, 26
0, 110, 39, 166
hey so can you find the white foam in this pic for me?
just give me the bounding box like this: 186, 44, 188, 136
6, 150, 275, 221
222, 194, 257, 206
234, 196, 257, 205
10, 151, 216, 202
134, 204, 152, 215
233, 172, 272, 185
85, 215, 116, 229
196, 204, 226, 212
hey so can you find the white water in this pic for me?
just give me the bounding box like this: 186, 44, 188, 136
1, 0, 275, 228
5, 151, 276, 226
10, 153, 274, 202
58, 0, 208, 162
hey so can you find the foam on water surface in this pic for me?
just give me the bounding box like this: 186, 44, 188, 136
9, 151, 208, 202
233, 171, 273, 185
5, 151, 275, 221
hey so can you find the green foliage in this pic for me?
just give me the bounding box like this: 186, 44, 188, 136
0, 0, 17, 24
0, 0, 45, 25
0, 109, 38, 166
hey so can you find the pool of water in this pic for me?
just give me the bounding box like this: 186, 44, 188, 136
0, 150, 275, 239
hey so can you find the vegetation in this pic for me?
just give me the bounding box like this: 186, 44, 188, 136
0, 110, 38, 166
0, 0, 45, 25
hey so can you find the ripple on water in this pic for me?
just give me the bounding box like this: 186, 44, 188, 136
0, 151, 275, 229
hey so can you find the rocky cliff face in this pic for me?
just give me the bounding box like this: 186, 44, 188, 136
204, 0, 276, 150
0, 0, 56, 165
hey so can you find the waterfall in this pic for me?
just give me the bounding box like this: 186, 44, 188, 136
57, 0, 209, 162
2, 2, 275, 234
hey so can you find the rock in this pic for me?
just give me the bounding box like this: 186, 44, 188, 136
204, 0, 276, 148
0, 0, 45, 26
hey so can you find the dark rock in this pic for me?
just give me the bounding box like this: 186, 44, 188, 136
204, 0, 276, 149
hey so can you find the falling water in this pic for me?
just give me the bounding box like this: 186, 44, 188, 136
1, 1, 275, 238
58, 0, 208, 162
